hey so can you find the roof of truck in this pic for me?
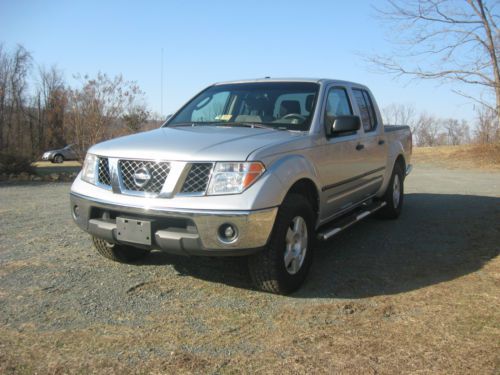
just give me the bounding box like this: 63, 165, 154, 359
213, 77, 367, 88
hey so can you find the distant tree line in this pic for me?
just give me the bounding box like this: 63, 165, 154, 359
1, 42, 498, 168
0, 44, 161, 162
382, 103, 499, 146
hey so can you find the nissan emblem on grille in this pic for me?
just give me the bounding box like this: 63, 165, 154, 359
133, 167, 151, 187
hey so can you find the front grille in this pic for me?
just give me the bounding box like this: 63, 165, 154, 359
97, 157, 111, 186
181, 163, 213, 193
119, 159, 171, 194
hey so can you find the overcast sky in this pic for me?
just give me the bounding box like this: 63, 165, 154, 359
0, 0, 487, 122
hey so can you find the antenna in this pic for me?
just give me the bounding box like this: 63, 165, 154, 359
160, 48, 164, 116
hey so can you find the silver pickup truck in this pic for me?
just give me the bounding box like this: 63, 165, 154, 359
70, 78, 412, 294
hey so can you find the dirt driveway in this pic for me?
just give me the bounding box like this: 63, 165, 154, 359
0, 163, 499, 374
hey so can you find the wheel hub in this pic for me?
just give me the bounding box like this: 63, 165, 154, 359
393, 174, 401, 207
284, 216, 308, 275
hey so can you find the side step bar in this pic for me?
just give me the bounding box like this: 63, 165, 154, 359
317, 201, 387, 241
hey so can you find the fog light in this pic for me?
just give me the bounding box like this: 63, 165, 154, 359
72, 205, 80, 220
218, 223, 238, 243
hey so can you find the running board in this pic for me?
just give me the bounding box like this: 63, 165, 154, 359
317, 201, 387, 241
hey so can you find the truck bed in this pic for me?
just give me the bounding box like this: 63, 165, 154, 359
385, 125, 411, 132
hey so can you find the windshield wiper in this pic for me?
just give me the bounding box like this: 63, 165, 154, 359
220, 122, 279, 130
167, 121, 217, 127
168, 121, 282, 130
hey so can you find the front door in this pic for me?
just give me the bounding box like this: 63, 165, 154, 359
316, 86, 367, 222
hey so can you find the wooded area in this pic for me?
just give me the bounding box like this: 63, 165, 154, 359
0, 38, 498, 167
0, 44, 159, 162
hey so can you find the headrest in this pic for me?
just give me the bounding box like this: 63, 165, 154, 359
280, 100, 301, 115
305, 94, 315, 112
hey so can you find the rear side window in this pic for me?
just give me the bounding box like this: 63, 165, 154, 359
352, 89, 377, 132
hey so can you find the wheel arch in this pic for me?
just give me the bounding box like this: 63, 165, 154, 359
286, 178, 320, 218
263, 154, 321, 222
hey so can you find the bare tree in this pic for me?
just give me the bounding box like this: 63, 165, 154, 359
32, 65, 67, 156
66, 73, 146, 159
414, 113, 441, 146
475, 106, 499, 142
382, 103, 419, 138
443, 118, 470, 144
122, 104, 149, 133
0, 44, 32, 156
371, 0, 500, 120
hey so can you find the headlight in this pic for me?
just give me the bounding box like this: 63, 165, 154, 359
207, 162, 265, 195
81, 153, 97, 184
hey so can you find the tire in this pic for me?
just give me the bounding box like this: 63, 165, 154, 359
92, 237, 149, 263
248, 193, 315, 295
376, 162, 404, 219
53, 154, 64, 163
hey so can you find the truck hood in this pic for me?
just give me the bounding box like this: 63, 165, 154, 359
89, 126, 305, 161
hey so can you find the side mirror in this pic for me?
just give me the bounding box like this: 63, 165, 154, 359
325, 115, 360, 136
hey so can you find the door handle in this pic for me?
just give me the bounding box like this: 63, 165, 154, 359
378, 140, 385, 145
356, 144, 365, 151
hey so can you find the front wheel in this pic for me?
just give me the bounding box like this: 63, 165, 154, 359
248, 193, 315, 295
53, 154, 64, 163
92, 237, 149, 263
376, 162, 404, 219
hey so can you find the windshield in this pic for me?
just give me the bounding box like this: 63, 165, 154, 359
166, 82, 319, 131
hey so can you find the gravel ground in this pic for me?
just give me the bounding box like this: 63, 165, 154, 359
0, 163, 499, 374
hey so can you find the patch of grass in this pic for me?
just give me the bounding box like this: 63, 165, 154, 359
414, 144, 500, 169
32, 161, 81, 176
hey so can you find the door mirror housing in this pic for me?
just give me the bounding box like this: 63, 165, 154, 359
325, 115, 360, 137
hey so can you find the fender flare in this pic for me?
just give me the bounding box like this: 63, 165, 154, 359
265, 154, 322, 206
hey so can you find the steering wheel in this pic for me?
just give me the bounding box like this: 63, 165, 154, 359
281, 113, 307, 122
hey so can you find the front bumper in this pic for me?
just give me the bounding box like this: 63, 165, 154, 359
70, 192, 278, 256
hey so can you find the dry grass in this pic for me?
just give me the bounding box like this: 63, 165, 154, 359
413, 144, 500, 170
1, 155, 499, 374
1, 257, 498, 374
32, 161, 81, 176
32, 161, 81, 168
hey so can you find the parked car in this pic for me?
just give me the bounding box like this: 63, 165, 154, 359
70, 78, 412, 294
42, 144, 78, 163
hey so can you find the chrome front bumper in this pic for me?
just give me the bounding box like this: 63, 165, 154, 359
70, 192, 278, 256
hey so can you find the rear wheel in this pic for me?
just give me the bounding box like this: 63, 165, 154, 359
92, 237, 149, 263
377, 162, 404, 219
248, 193, 315, 294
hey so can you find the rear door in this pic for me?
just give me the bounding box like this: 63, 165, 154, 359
351, 88, 387, 196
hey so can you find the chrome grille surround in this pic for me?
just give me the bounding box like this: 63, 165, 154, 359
119, 159, 171, 194
97, 157, 111, 186
180, 163, 214, 194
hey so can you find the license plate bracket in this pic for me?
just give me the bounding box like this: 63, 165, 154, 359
116, 217, 152, 245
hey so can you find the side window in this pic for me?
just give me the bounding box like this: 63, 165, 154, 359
326, 88, 352, 117
352, 89, 377, 132
324, 87, 353, 131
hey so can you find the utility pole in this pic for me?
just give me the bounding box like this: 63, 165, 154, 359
160, 48, 164, 116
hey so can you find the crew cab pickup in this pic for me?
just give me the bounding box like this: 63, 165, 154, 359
70, 78, 412, 294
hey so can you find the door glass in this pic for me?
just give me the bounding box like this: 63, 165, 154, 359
352, 89, 377, 132
325, 87, 353, 128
